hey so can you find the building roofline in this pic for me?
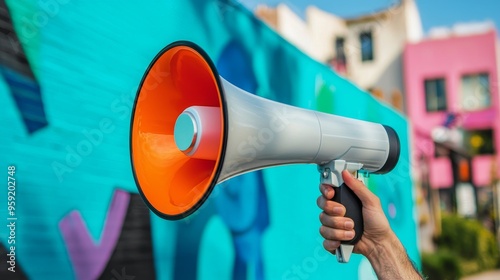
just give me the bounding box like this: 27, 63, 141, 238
407, 26, 497, 46
344, 1, 403, 24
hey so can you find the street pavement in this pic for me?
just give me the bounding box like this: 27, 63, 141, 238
462, 270, 500, 280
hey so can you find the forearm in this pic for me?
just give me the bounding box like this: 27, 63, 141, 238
366, 233, 423, 280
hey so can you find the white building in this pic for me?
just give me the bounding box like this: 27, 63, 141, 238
255, 0, 423, 111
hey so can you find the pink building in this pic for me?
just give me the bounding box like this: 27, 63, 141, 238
404, 27, 500, 199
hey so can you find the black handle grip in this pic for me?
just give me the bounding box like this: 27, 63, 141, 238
333, 183, 363, 245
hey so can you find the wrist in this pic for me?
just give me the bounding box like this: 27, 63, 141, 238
365, 232, 422, 280
365, 231, 400, 265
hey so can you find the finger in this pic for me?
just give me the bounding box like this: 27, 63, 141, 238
319, 225, 355, 241
319, 213, 354, 230
317, 197, 346, 216
316, 195, 326, 210
323, 239, 340, 252
342, 170, 379, 206
319, 184, 335, 200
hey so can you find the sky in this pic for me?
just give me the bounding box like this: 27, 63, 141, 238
238, 0, 500, 33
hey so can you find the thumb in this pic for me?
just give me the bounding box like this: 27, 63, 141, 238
341, 170, 378, 207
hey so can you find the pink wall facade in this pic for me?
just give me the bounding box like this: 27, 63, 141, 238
404, 30, 499, 188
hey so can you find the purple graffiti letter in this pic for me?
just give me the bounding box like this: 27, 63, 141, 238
59, 189, 130, 280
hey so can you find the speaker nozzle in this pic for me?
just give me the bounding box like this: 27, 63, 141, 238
174, 106, 222, 161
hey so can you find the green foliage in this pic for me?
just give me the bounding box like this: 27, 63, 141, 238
422, 251, 462, 280
432, 215, 500, 276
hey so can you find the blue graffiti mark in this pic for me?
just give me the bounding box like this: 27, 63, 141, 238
173, 200, 216, 280
0, 66, 47, 133
215, 40, 269, 280
0, 0, 47, 134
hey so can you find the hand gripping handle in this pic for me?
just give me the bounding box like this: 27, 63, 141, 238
318, 160, 364, 263
333, 183, 363, 246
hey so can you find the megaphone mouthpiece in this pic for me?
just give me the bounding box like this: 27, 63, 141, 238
174, 106, 221, 160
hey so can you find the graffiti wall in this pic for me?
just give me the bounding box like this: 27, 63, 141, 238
0, 0, 419, 279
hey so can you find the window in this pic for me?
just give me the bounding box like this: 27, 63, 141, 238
335, 37, 346, 64
360, 31, 373, 62
331, 37, 347, 74
464, 129, 494, 155
424, 78, 447, 112
460, 73, 490, 111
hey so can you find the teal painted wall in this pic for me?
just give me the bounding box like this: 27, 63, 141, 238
0, 0, 419, 279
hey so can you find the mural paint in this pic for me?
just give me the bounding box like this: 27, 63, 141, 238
59, 189, 129, 280
0, 0, 419, 279
215, 40, 270, 280
0, 0, 47, 134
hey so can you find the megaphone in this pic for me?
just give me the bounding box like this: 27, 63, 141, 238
130, 41, 400, 263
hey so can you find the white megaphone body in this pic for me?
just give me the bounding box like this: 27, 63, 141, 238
130, 41, 400, 263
